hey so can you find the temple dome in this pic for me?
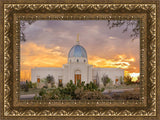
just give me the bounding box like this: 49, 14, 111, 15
68, 44, 87, 58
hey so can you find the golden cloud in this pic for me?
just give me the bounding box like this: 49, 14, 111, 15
88, 55, 135, 69
20, 42, 67, 81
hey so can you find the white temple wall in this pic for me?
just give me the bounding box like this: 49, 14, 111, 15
31, 67, 124, 86
31, 67, 63, 86
88, 65, 93, 83
92, 68, 124, 85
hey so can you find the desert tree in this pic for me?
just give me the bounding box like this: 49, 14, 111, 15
101, 74, 111, 86
106, 20, 140, 41
124, 75, 133, 85
46, 74, 55, 84
20, 20, 35, 42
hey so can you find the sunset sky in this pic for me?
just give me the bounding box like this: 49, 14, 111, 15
20, 20, 140, 81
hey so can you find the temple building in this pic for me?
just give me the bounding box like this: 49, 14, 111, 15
31, 35, 124, 87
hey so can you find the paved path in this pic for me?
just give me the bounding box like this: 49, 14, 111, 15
103, 88, 135, 94
20, 94, 36, 100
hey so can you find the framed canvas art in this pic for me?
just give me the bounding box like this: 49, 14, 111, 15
19, 20, 140, 102
0, 0, 160, 120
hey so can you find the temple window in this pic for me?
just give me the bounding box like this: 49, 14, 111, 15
58, 79, 63, 87
37, 78, 40, 83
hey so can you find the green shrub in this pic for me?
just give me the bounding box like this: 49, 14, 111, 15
74, 87, 84, 99
77, 79, 81, 87
38, 80, 106, 100
46, 74, 55, 83
120, 76, 123, 85
124, 75, 132, 85
24, 84, 29, 92
39, 88, 47, 96
50, 88, 61, 100
20, 84, 25, 90
81, 81, 85, 87
65, 80, 77, 99
29, 81, 33, 88
34, 94, 42, 100
43, 86, 48, 89
58, 82, 63, 87
83, 82, 98, 91
100, 88, 105, 92
32, 83, 37, 88
101, 75, 111, 86
49, 87, 73, 100
25, 80, 33, 88
80, 91, 110, 100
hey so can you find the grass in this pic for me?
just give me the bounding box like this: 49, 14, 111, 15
20, 88, 41, 95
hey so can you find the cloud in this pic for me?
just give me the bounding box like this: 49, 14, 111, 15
20, 42, 68, 80
88, 54, 138, 73
21, 42, 67, 68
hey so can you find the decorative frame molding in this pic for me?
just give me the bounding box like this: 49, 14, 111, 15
0, 0, 159, 119
13, 13, 147, 108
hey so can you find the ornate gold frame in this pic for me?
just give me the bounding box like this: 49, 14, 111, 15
0, 0, 160, 119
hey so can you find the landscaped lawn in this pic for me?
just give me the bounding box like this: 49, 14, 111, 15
20, 88, 41, 95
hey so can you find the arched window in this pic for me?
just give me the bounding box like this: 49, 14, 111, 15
77, 59, 79, 62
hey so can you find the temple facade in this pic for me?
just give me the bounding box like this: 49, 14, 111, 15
31, 36, 124, 87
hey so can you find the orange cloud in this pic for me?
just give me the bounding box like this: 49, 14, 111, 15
88, 55, 135, 69
20, 42, 67, 81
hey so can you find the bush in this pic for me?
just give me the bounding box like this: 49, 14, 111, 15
58, 82, 63, 87
120, 76, 123, 85
74, 87, 84, 99
25, 80, 33, 88
84, 81, 98, 91
43, 86, 48, 89
38, 80, 106, 100
29, 81, 33, 88
48, 86, 73, 100
100, 88, 105, 92
124, 75, 132, 85
34, 94, 42, 100
32, 83, 37, 88
46, 74, 55, 83
50, 88, 62, 100
80, 91, 110, 100
65, 80, 77, 99
24, 84, 29, 92
101, 75, 111, 86
20, 84, 25, 90
39, 88, 47, 96
77, 79, 81, 87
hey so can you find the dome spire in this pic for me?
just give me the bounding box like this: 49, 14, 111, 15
76, 33, 80, 44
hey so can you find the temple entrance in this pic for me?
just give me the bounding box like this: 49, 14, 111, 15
74, 70, 81, 85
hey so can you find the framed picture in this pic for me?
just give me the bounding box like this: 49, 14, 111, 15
19, 19, 141, 103
0, 0, 160, 119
